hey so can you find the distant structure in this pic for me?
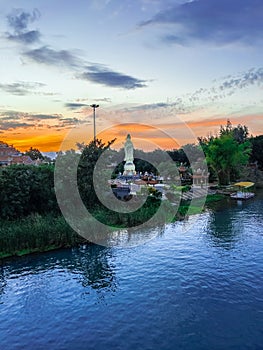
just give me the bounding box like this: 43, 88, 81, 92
123, 134, 136, 176
0, 141, 34, 166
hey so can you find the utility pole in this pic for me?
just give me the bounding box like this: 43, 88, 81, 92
90, 104, 99, 144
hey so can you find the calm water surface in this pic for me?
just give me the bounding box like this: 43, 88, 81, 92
1, 194, 263, 350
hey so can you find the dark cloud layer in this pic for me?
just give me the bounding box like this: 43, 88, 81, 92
0, 82, 45, 96
0, 109, 86, 131
140, 0, 263, 45
24, 46, 147, 89
0, 120, 35, 130
124, 98, 187, 114
7, 30, 40, 44
24, 46, 81, 67
65, 103, 89, 110
7, 9, 40, 32
29, 114, 60, 120
6, 9, 41, 44
80, 65, 147, 89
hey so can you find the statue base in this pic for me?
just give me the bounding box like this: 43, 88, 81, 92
123, 162, 136, 176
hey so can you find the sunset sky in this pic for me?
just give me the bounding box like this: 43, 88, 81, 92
0, 0, 263, 152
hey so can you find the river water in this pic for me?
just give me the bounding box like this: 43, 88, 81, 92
1, 194, 263, 350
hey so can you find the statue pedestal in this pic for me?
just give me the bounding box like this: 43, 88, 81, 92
123, 161, 136, 176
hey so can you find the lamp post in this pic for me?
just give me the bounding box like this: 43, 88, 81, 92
90, 104, 99, 143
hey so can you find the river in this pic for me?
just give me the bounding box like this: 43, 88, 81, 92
1, 194, 263, 350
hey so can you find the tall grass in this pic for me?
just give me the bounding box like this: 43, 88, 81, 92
0, 214, 85, 258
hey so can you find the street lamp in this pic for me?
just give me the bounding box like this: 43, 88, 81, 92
90, 104, 99, 143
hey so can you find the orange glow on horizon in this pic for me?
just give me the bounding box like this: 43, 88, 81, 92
1, 114, 263, 153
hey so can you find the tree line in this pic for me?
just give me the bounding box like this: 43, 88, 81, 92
0, 121, 263, 221
1, 121, 263, 257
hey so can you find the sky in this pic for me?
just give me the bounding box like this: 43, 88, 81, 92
0, 0, 263, 152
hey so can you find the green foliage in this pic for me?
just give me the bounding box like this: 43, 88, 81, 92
250, 135, 263, 169
24, 147, 44, 160
220, 120, 249, 144
91, 195, 162, 228
167, 148, 188, 164
205, 134, 251, 185
0, 214, 84, 258
0, 164, 58, 219
77, 139, 116, 209
200, 121, 251, 185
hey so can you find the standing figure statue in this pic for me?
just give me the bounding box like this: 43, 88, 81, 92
124, 134, 134, 163
123, 134, 136, 176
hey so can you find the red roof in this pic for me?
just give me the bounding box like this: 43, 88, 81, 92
11, 156, 34, 165
0, 141, 34, 165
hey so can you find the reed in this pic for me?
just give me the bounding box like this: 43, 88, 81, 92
0, 214, 85, 258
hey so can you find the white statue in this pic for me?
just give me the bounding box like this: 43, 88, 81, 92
124, 134, 134, 163
123, 134, 136, 176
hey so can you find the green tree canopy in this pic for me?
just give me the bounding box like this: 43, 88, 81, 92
24, 147, 44, 160
250, 135, 263, 169
205, 134, 251, 185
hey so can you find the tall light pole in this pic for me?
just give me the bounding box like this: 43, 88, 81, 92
90, 104, 99, 144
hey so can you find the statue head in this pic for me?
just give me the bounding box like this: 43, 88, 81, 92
127, 134, 131, 140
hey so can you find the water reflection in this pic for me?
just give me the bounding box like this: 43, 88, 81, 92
71, 245, 118, 293
206, 193, 263, 249
0, 265, 6, 298
206, 209, 241, 249
0, 244, 118, 300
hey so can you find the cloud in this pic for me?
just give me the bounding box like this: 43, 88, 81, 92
0, 109, 87, 133
0, 110, 62, 128
24, 48, 147, 89
0, 110, 27, 119
29, 114, 61, 120
218, 67, 263, 91
0, 81, 46, 96
65, 103, 89, 110
120, 67, 263, 116
187, 67, 263, 103
128, 102, 173, 110
55, 117, 87, 128
140, 0, 263, 45
0, 109, 86, 126
0, 120, 35, 130
7, 8, 40, 32
6, 9, 41, 44
80, 64, 147, 89
94, 97, 112, 103
122, 98, 188, 114
6, 9, 147, 90
24, 46, 82, 67
7, 30, 40, 44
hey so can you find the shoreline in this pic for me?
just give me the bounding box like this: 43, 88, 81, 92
0, 193, 246, 261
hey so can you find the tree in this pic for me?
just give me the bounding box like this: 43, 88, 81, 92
205, 134, 251, 185
0, 164, 58, 219
250, 135, 263, 169
220, 120, 249, 144
24, 147, 44, 160
77, 139, 116, 209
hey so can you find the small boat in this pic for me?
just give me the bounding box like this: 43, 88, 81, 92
230, 182, 255, 200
